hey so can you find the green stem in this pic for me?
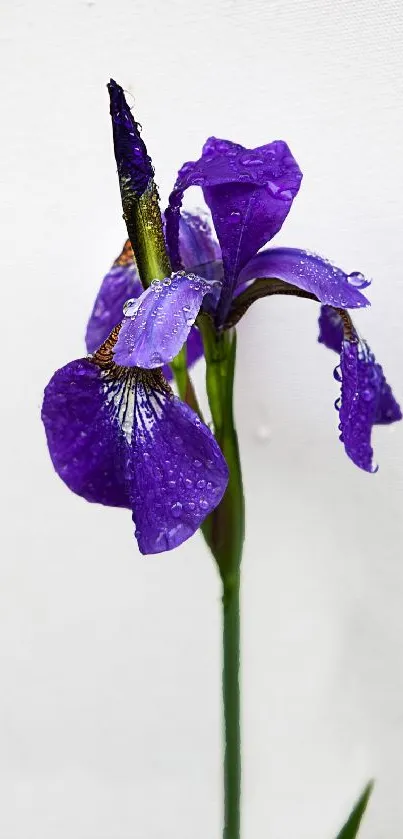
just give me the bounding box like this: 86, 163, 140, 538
223, 572, 241, 839
198, 315, 244, 839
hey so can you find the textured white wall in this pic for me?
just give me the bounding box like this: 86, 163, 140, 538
1, 0, 403, 836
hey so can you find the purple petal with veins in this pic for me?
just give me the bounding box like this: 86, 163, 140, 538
113, 271, 220, 368
238, 248, 370, 308
42, 351, 228, 554
166, 137, 302, 323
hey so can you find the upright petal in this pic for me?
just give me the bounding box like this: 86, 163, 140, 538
238, 248, 370, 309
42, 330, 228, 554
166, 137, 302, 323
179, 212, 221, 270
85, 241, 143, 353
337, 337, 401, 471
113, 271, 220, 368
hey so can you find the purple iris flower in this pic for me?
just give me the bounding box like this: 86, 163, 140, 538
42, 82, 401, 559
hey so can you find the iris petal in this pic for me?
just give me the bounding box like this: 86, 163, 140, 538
318, 306, 401, 429
318, 305, 344, 353
85, 242, 143, 353
166, 137, 302, 323
179, 212, 221, 270
42, 332, 229, 554
113, 272, 220, 368
238, 248, 370, 308
337, 338, 401, 471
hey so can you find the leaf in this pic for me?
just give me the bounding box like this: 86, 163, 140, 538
334, 781, 374, 839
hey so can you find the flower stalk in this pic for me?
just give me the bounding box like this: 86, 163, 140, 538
199, 314, 245, 839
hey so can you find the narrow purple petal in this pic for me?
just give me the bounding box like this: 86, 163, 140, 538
337, 339, 401, 471
166, 137, 302, 323
318, 305, 344, 353
85, 243, 143, 353
108, 79, 153, 198
318, 306, 401, 428
238, 248, 370, 309
113, 271, 220, 368
42, 341, 228, 554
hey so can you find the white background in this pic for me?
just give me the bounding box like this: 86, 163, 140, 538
1, 0, 403, 836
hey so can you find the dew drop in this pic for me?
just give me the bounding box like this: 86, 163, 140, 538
347, 271, 371, 289
362, 387, 375, 401
171, 501, 183, 518
194, 459, 202, 468
334, 397, 341, 411
199, 498, 209, 510
240, 153, 263, 166
196, 479, 206, 489
123, 298, 138, 316
333, 365, 342, 382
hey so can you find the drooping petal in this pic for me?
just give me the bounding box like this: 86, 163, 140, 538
166, 137, 302, 323
237, 248, 370, 309
318, 304, 344, 353
179, 212, 221, 270
42, 357, 131, 509
337, 338, 401, 471
85, 242, 143, 353
318, 306, 401, 427
113, 271, 220, 368
42, 330, 229, 554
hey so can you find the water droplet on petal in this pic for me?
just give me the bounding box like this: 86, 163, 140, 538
333, 365, 342, 382
229, 211, 241, 224
194, 459, 202, 468
199, 498, 209, 510
196, 479, 206, 489
278, 188, 293, 200
171, 501, 183, 518
362, 387, 375, 401
334, 397, 341, 411
123, 298, 138, 316
347, 271, 371, 289
240, 153, 263, 166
